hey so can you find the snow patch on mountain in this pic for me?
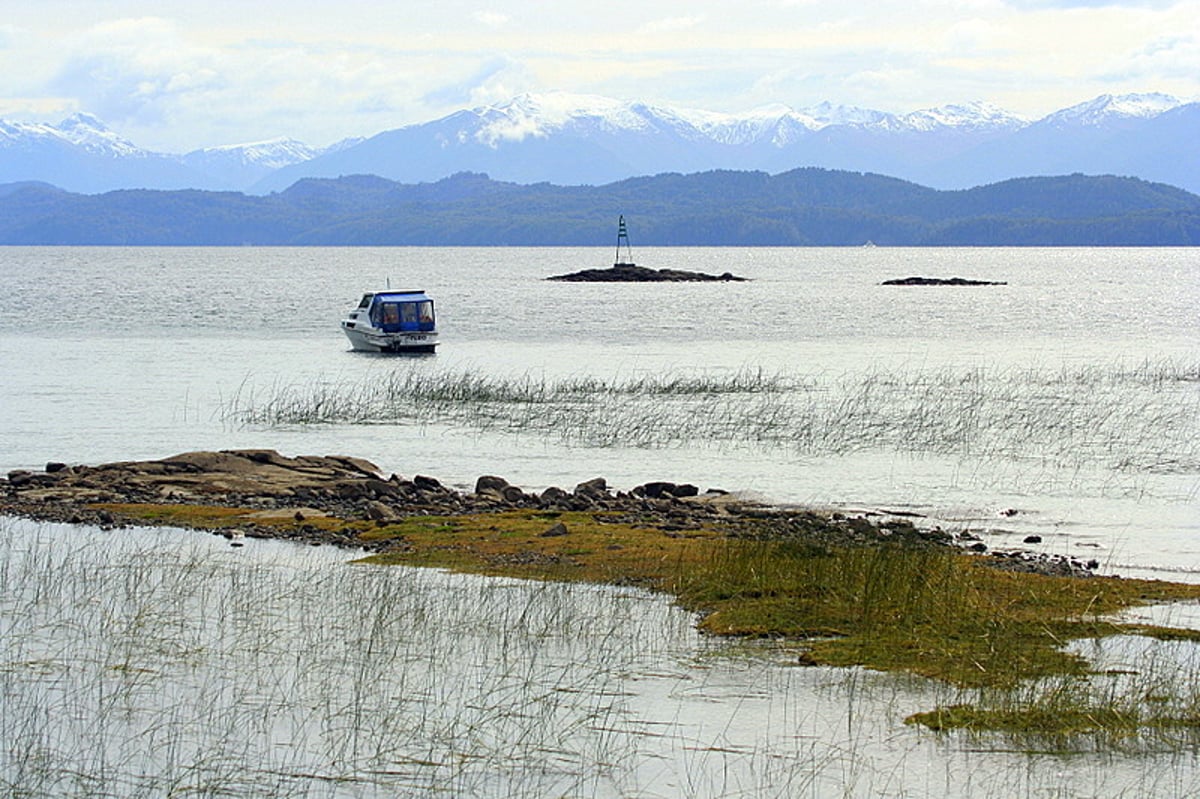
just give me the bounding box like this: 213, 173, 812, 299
473, 92, 660, 146
468, 93, 1040, 150
1045, 93, 1182, 126
53, 113, 144, 157
0, 119, 52, 145
460, 93, 1035, 153
0, 113, 142, 157
900, 101, 1029, 132
671, 104, 812, 145
185, 138, 318, 169
803, 101, 896, 129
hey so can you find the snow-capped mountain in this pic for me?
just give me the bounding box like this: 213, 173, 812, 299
1, 112, 144, 159
1047, 92, 1182, 126
918, 93, 1197, 189
0, 116, 332, 192
44, 112, 145, 156
180, 138, 322, 189
898, 101, 1029, 132
256, 91, 1195, 193
0, 114, 204, 193
1, 91, 1195, 195
186, 138, 319, 170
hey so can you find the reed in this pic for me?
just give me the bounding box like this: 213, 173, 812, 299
688, 536, 1200, 673
9, 513, 1200, 796
3, 519, 843, 797
908, 643, 1200, 752
222, 358, 1200, 476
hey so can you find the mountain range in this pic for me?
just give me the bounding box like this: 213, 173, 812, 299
1, 92, 1197, 195
2, 169, 1197, 246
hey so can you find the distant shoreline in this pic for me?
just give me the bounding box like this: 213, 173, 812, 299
3, 170, 1196, 246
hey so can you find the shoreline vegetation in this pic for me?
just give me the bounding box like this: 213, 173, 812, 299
7, 449, 1200, 746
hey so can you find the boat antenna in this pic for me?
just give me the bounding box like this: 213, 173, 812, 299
615, 215, 634, 267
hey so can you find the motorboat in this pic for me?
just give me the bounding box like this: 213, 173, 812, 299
341, 289, 438, 353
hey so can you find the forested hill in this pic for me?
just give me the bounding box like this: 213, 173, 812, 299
1, 168, 1198, 246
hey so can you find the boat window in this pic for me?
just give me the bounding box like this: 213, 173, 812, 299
370, 297, 434, 331
416, 301, 435, 331
358, 294, 372, 309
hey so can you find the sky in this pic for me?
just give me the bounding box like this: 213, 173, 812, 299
1, 0, 1197, 153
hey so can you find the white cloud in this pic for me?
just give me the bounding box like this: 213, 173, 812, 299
0, 24, 19, 49
1006, 0, 1180, 7
423, 56, 539, 109
634, 15, 708, 36
46, 18, 220, 125
0, 1, 1195, 150
473, 11, 511, 28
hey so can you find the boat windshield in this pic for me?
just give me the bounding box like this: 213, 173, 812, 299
371, 299, 435, 332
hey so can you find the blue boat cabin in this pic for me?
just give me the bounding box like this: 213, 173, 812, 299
360, 291, 435, 333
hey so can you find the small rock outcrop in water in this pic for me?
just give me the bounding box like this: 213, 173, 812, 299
881, 276, 1007, 286
547, 264, 747, 282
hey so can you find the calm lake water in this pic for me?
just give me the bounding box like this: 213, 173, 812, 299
2, 246, 1197, 578
2, 246, 1199, 797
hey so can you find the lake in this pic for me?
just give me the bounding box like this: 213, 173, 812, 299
1, 246, 1199, 796
2, 246, 1197, 578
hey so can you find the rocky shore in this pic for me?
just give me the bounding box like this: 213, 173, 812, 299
2, 449, 1094, 577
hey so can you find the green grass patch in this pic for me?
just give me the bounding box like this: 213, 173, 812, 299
674, 538, 1200, 689
905, 682, 1200, 751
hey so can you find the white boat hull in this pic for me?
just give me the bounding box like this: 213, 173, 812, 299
341, 323, 438, 353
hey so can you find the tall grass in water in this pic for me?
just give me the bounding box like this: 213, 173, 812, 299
7, 520, 1200, 794
224, 358, 1200, 476
1, 520, 855, 798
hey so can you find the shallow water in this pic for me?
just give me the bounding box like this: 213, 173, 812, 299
5, 517, 1200, 798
